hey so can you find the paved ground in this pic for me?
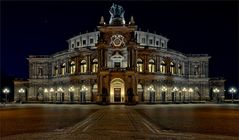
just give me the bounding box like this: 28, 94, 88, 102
1, 104, 239, 139
135, 104, 239, 136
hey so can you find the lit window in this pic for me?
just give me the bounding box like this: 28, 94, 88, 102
90, 38, 94, 44
170, 62, 175, 74
61, 63, 66, 75
70, 61, 76, 74
80, 60, 87, 73
148, 59, 155, 72
92, 59, 98, 73
137, 58, 143, 72
160, 61, 166, 74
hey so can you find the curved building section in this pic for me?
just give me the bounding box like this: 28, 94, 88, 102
14, 4, 225, 104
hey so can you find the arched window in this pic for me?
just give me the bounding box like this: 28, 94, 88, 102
170, 62, 175, 74
80, 60, 87, 73
178, 64, 182, 75
148, 59, 155, 72
61, 63, 66, 75
54, 66, 58, 76
160, 61, 166, 74
70, 61, 76, 74
92, 59, 98, 73
137, 58, 143, 72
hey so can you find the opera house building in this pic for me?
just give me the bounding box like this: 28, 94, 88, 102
14, 4, 225, 104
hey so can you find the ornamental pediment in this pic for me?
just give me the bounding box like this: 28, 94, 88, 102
111, 51, 124, 60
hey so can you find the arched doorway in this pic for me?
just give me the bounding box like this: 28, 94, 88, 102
137, 84, 144, 102
110, 78, 125, 103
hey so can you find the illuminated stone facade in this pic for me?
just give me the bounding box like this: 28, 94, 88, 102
14, 4, 225, 104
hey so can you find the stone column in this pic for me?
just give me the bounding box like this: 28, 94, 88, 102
144, 55, 148, 72
156, 56, 160, 72
127, 48, 130, 67
87, 55, 91, 73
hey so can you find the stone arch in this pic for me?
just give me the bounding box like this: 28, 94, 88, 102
137, 83, 144, 102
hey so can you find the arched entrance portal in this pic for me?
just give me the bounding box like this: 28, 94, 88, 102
110, 78, 125, 103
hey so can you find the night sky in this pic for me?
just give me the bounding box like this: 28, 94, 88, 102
1, 1, 238, 93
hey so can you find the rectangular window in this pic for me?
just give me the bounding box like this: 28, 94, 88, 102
76, 41, 80, 46
71, 44, 74, 48
83, 40, 86, 45
90, 38, 94, 44
156, 41, 159, 45
149, 39, 153, 44
161, 40, 165, 47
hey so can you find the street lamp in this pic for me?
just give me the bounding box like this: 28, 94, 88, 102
147, 85, 155, 103
69, 86, 75, 92
3, 88, 10, 104
68, 86, 75, 102
18, 88, 25, 103
161, 86, 167, 102
49, 88, 54, 102
182, 87, 187, 102
80, 86, 88, 103
172, 87, 179, 102
229, 87, 237, 103
44, 88, 48, 102
188, 88, 193, 102
57, 87, 63, 103
213, 88, 220, 103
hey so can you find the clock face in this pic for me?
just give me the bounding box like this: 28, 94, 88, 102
111, 34, 125, 47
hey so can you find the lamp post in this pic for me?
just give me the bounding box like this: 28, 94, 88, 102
229, 87, 237, 103
188, 88, 193, 103
44, 88, 48, 102
80, 86, 88, 103
182, 87, 187, 102
213, 88, 220, 103
172, 87, 179, 103
18, 88, 25, 104
3, 88, 10, 104
57, 87, 63, 103
161, 86, 167, 103
147, 85, 155, 103
68, 86, 75, 103
49, 88, 54, 102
